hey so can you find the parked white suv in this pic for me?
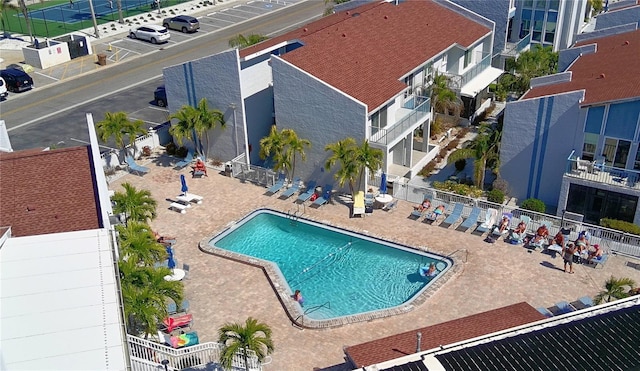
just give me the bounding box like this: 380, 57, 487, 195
129, 24, 170, 44
0, 77, 7, 100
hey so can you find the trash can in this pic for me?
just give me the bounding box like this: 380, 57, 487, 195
97, 53, 107, 66
224, 162, 233, 177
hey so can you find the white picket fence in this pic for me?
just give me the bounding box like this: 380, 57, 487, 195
101, 122, 171, 169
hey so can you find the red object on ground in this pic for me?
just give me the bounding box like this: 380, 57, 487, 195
163, 313, 193, 332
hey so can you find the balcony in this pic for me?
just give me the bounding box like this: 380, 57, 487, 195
503, 33, 532, 57
369, 98, 430, 146
461, 53, 492, 87
565, 153, 640, 191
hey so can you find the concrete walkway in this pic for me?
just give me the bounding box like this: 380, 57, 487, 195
110, 156, 640, 370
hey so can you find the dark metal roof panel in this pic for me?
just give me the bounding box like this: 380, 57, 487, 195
436, 305, 640, 371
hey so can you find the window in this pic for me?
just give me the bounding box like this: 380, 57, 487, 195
635, 147, 640, 170
371, 105, 388, 135
519, 9, 532, 39
582, 133, 599, 161
404, 75, 414, 98
603, 138, 631, 168
567, 184, 638, 224
464, 50, 472, 68
533, 10, 545, 31
549, 0, 559, 10
545, 12, 557, 43
535, 0, 546, 9
423, 63, 433, 85
524, 0, 533, 7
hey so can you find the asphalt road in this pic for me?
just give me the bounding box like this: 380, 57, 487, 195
2, 0, 325, 150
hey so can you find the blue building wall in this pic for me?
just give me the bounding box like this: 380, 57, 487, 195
500, 90, 585, 208
163, 51, 245, 162
271, 57, 367, 191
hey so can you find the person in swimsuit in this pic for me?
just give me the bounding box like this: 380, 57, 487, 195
415, 199, 431, 212
563, 242, 577, 274
293, 290, 304, 305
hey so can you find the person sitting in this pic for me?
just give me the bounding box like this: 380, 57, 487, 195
154, 231, 176, 246
510, 220, 527, 243
293, 290, 304, 305
498, 215, 510, 233
530, 224, 549, 247
551, 231, 565, 247
192, 158, 207, 176
587, 244, 603, 262
575, 233, 589, 253
425, 262, 436, 277
415, 199, 431, 213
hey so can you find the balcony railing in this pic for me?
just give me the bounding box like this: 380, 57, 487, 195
565, 152, 640, 190
370, 98, 430, 145
503, 33, 532, 56
460, 54, 491, 87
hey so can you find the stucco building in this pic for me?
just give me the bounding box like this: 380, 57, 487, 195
163, 0, 504, 189
500, 27, 640, 225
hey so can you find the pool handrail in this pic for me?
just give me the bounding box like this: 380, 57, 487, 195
295, 301, 332, 327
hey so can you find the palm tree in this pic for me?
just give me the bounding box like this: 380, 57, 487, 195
119, 262, 183, 337
97, 111, 147, 158
169, 98, 225, 158
446, 123, 501, 188
430, 73, 463, 117
594, 276, 636, 304
282, 129, 310, 181
259, 125, 288, 175
325, 138, 359, 195
169, 104, 198, 147
116, 222, 166, 265
193, 98, 225, 159
111, 182, 157, 224
218, 317, 274, 371
354, 139, 384, 192
228, 33, 268, 49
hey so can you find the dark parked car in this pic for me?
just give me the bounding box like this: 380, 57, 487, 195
154, 86, 167, 107
0, 68, 34, 93
163, 15, 200, 33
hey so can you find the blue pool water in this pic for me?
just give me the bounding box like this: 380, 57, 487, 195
209, 210, 451, 320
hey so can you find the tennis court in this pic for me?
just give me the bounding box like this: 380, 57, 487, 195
29, 0, 152, 24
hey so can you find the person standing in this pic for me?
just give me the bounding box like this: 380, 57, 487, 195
563, 242, 577, 274
69, 0, 74, 8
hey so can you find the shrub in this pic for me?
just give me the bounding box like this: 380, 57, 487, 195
454, 159, 466, 171
521, 198, 546, 213
430, 118, 444, 137
176, 146, 188, 158
600, 219, 640, 235
492, 178, 510, 195
487, 189, 505, 204
165, 142, 177, 155
419, 162, 437, 177
432, 180, 483, 198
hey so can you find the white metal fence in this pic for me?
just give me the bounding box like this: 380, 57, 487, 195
230, 152, 277, 187
127, 334, 263, 371
100, 122, 172, 169
393, 181, 640, 259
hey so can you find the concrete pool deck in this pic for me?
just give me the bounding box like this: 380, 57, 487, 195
110, 157, 640, 371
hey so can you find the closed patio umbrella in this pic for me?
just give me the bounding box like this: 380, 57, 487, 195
180, 174, 188, 194
166, 246, 176, 270
380, 172, 387, 194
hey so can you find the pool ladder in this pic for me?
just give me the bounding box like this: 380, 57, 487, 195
293, 301, 331, 328
286, 209, 301, 225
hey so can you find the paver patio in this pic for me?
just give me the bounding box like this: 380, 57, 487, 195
110, 155, 640, 371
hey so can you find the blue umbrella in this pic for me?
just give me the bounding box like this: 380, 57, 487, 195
180, 174, 188, 194
380, 172, 387, 194
166, 246, 176, 269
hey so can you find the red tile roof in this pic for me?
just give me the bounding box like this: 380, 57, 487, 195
523, 29, 640, 105
0, 146, 101, 237
240, 1, 490, 110
344, 302, 545, 368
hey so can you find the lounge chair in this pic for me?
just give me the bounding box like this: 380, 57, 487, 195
364, 192, 375, 207
382, 199, 398, 212
536, 307, 554, 318
553, 301, 576, 315
440, 203, 464, 228
265, 173, 286, 195
296, 180, 317, 202
280, 177, 301, 199
312, 185, 333, 207
158, 330, 199, 349
174, 150, 195, 169
424, 203, 447, 223
571, 296, 594, 310
161, 313, 193, 333
474, 208, 498, 235
527, 222, 551, 250
352, 191, 365, 218
410, 196, 431, 220
166, 299, 190, 315
587, 253, 608, 268
457, 207, 481, 232
125, 156, 149, 176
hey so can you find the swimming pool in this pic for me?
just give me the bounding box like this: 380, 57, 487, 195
206, 209, 452, 327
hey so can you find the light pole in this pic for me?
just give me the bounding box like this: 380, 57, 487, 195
87, 0, 100, 38
229, 103, 239, 156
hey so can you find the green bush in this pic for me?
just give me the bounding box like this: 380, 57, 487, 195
432, 180, 483, 198
492, 178, 510, 195
419, 162, 437, 177
487, 189, 505, 204
165, 142, 177, 156
600, 219, 640, 235
521, 198, 546, 213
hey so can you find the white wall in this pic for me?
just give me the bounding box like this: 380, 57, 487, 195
22, 41, 71, 69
